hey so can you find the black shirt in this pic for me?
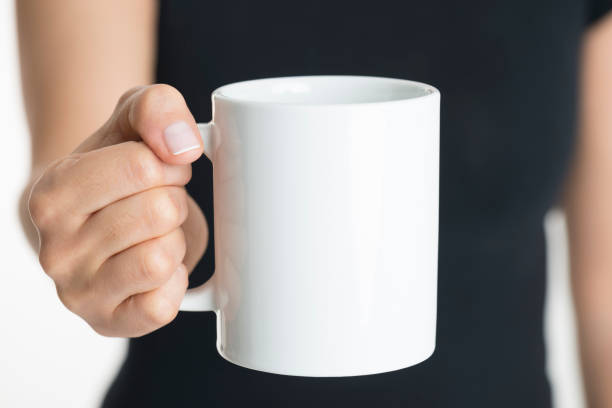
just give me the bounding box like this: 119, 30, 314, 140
103, 1, 612, 406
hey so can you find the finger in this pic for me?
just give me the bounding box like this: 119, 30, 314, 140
80, 186, 188, 266
94, 228, 186, 308
42, 141, 192, 217
74, 84, 204, 164
111, 264, 189, 337
182, 195, 209, 273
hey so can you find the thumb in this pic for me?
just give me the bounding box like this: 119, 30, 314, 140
74, 84, 204, 165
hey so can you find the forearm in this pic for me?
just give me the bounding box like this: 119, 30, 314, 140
571, 270, 612, 407
17, 0, 157, 170
565, 12, 612, 408
16, 0, 157, 249
566, 156, 612, 408
567, 178, 612, 407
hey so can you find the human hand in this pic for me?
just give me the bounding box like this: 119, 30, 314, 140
28, 85, 209, 337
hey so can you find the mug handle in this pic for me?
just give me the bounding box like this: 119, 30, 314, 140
179, 122, 219, 312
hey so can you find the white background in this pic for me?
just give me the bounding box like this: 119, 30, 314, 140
0, 1, 585, 407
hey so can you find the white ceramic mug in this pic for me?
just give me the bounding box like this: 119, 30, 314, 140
180, 76, 440, 377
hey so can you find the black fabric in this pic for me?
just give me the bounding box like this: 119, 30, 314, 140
103, 1, 612, 407
589, 0, 612, 23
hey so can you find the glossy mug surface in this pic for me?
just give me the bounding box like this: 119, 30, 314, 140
180, 76, 440, 377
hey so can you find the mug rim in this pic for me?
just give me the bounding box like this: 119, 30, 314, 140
211, 75, 440, 107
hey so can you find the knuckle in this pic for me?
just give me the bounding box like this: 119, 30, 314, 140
90, 323, 113, 337
87, 313, 115, 337
133, 84, 184, 128
28, 187, 53, 227
142, 84, 183, 107
127, 146, 164, 187
38, 245, 63, 279
117, 86, 144, 108
143, 294, 179, 327
148, 188, 187, 230
56, 285, 83, 314
40, 240, 89, 295
27, 156, 80, 227
141, 246, 175, 283
28, 178, 56, 228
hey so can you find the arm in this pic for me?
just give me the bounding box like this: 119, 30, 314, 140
17, 0, 157, 248
17, 0, 157, 167
564, 12, 612, 408
17, 1, 208, 336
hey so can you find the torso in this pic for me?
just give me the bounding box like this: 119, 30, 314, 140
103, 1, 599, 406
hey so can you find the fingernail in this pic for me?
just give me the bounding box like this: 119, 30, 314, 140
163, 121, 200, 155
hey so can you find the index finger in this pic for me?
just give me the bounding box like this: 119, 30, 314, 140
48, 141, 192, 216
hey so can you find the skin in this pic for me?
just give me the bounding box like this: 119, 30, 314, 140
16, 0, 208, 337
564, 12, 612, 408
15, 0, 612, 403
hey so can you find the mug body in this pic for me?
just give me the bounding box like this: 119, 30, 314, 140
208, 76, 439, 376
